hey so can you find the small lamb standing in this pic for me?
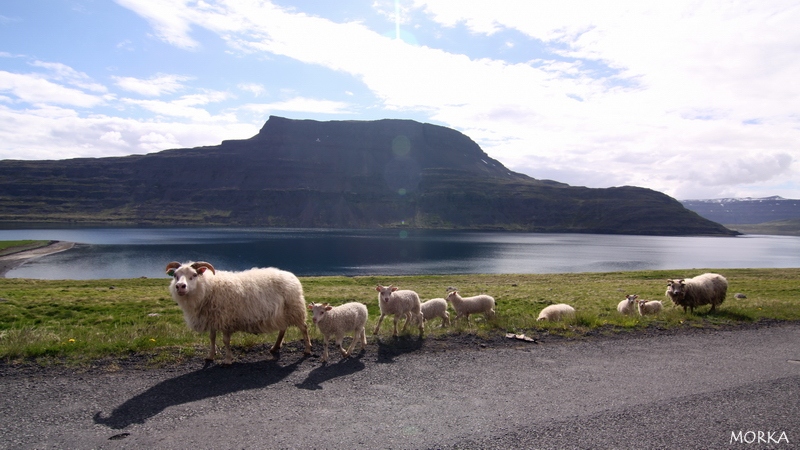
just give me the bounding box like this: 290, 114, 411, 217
308, 302, 368, 363
618, 294, 638, 315
419, 298, 450, 328
374, 285, 424, 336
666, 273, 728, 313
537, 303, 576, 321
636, 298, 663, 316
444, 290, 496, 324
166, 261, 312, 364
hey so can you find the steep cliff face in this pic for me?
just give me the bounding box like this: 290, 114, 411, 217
0, 116, 735, 235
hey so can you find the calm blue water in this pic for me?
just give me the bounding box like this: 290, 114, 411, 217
1, 228, 799, 280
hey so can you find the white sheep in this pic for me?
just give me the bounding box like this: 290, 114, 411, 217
636, 298, 663, 316
537, 303, 576, 321
308, 302, 368, 363
418, 298, 450, 328
166, 261, 312, 364
444, 290, 496, 324
666, 273, 728, 313
618, 294, 638, 315
373, 285, 424, 336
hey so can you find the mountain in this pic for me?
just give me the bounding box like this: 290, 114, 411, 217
681, 197, 800, 224
0, 116, 736, 236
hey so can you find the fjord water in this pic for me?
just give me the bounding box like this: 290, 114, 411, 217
1, 228, 799, 280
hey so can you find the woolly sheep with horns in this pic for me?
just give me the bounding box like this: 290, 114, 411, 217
166, 261, 312, 364
666, 273, 727, 313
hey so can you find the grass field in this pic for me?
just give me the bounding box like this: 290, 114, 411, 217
1, 268, 798, 367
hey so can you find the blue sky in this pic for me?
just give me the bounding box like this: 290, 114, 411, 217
1, 0, 798, 200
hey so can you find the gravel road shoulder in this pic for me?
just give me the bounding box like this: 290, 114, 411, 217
1, 321, 798, 449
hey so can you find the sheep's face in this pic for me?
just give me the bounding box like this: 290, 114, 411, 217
625, 294, 638, 304
168, 264, 210, 297
666, 279, 687, 299
375, 285, 398, 303
445, 291, 458, 302
308, 302, 332, 325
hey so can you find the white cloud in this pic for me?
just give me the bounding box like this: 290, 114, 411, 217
241, 97, 351, 115
0, 70, 104, 107
238, 83, 266, 97
113, 73, 192, 97
99, 130, 127, 147
0, 103, 257, 160
4, 0, 797, 200
29, 61, 107, 93
113, 0, 205, 50
138, 131, 180, 152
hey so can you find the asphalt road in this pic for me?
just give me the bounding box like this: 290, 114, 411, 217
1, 323, 798, 449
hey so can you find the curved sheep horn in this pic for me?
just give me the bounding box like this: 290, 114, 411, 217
166, 261, 181, 276
191, 261, 216, 275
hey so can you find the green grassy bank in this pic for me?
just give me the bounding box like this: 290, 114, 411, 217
1, 268, 798, 367
0, 240, 50, 256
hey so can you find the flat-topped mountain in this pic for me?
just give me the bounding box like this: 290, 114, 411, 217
0, 116, 735, 235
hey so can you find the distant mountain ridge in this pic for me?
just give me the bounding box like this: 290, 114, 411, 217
0, 116, 735, 236
681, 196, 800, 225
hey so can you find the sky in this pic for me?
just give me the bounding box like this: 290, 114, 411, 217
1, 0, 798, 200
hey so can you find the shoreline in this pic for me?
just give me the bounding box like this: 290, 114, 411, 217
0, 241, 75, 277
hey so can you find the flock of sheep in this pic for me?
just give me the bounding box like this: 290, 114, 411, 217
166, 261, 728, 364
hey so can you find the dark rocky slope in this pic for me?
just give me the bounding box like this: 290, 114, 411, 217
0, 116, 735, 235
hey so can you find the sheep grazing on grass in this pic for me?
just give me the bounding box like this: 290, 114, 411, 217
666, 273, 728, 313
374, 285, 424, 336
308, 302, 368, 363
166, 261, 312, 364
636, 298, 663, 316
618, 294, 638, 315
418, 298, 450, 328
537, 303, 576, 321
445, 290, 496, 324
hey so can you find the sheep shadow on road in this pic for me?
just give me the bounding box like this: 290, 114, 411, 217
93, 356, 305, 430
375, 334, 424, 364
295, 352, 366, 390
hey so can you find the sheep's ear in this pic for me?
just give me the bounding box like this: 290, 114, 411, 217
307, 303, 314, 310
166, 261, 181, 276
197, 267, 208, 275
390, 286, 398, 292
325, 305, 333, 311
375, 285, 382, 292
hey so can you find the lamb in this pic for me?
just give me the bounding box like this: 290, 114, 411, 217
537, 303, 576, 321
444, 290, 496, 324
374, 285, 424, 336
636, 298, 663, 316
308, 302, 368, 363
166, 261, 312, 364
418, 298, 450, 328
666, 273, 728, 313
618, 294, 638, 315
